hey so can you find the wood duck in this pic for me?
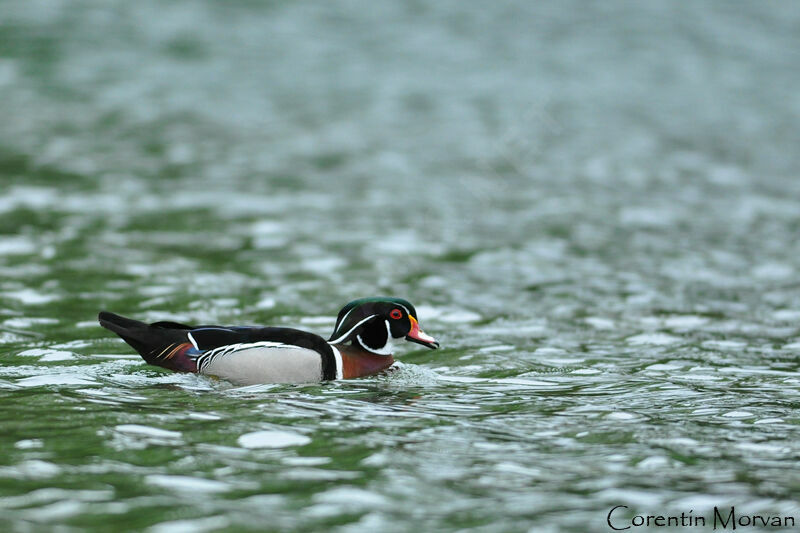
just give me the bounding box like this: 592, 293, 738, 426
98, 297, 439, 385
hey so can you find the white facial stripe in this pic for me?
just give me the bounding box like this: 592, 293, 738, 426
334, 306, 356, 332
329, 314, 378, 344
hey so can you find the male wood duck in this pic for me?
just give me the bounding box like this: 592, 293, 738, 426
98, 297, 438, 385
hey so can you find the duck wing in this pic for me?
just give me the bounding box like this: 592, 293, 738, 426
98, 312, 334, 376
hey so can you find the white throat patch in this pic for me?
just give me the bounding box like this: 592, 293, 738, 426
357, 320, 394, 356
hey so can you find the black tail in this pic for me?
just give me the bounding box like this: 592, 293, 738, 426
98, 311, 197, 372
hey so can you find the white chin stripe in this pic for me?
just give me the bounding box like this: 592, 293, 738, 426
356, 320, 394, 356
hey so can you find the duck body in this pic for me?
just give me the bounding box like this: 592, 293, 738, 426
98, 297, 438, 385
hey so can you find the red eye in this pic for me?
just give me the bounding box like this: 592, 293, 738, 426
390, 309, 402, 320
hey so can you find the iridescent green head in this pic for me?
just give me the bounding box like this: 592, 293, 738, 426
328, 297, 439, 355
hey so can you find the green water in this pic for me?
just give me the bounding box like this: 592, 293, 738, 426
2, 1, 800, 532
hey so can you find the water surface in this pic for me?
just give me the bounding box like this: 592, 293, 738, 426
2, 1, 800, 531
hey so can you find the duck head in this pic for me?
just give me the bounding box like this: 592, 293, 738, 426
328, 297, 439, 355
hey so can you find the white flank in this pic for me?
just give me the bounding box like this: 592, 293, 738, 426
197, 341, 289, 372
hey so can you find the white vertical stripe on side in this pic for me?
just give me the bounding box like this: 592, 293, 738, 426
187, 332, 199, 350
329, 345, 344, 380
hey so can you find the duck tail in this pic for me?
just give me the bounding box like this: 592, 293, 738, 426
98, 311, 197, 372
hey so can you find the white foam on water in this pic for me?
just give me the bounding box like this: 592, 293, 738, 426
282, 457, 331, 466
18, 348, 57, 357
585, 317, 615, 330
0, 460, 62, 479
14, 439, 43, 449
138, 285, 175, 297
148, 516, 230, 533
379, 362, 441, 386
662, 437, 699, 447
542, 357, 584, 367
0, 236, 36, 255
301, 257, 346, 274
782, 342, 800, 351
645, 362, 685, 371
626, 333, 682, 345
596, 488, 663, 508
22, 500, 85, 522
438, 310, 481, 323
736, 442, 790, 454
299, 316, 335, 325
677, 374, 722, 382
145, 475, 231, 493
478, 344, 515, 353
702, 340, 747, 350
250, 220, 284, 235
636, 456, 669, 469
481, 322, 548, 337
18, 349, 75, 361
252, 235, 289, 249
619, 207, 676, 227
237, 430, 311, 449
371, 231, 438, 255
663, 315, 709, 329
669, 494, 727, 512
494, 461, 542, 477
280, 468, 361, 481
754, 418, 785, 425
436, 374, 560, 388
606, 411, 637, 420
114, 425, 182, 439
0, 331, 29, 344
40, 352, 76, 362
534, 347, 566, 356
51, 340, 91, 349
571, 368, 601, 375
721, 411, 754, 418
772, 310, 800, 322
16, 374, 98, 387
3, 317, 59, 328
189, 298, 238, 309
313, 486, 389, 508
753, 262, 794, 280
0, 59, 18, 87
187, 412, 222, 421
718, 367, 796, 376
2, 289, 59, 305
255, 297, 276, 309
